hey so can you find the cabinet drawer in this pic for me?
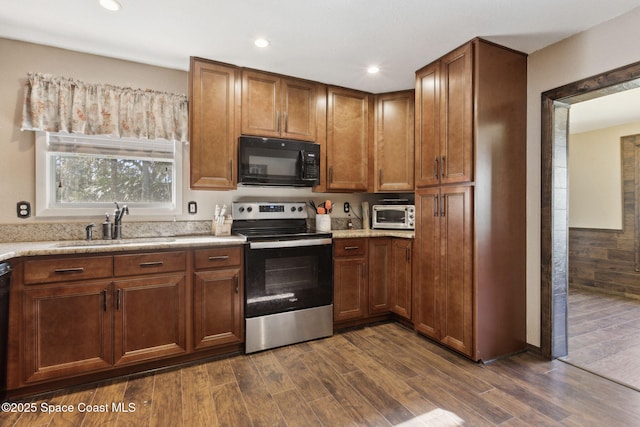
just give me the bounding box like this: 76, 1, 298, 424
334, 238, 367, 257
194, 247, 242, 270
24, 256, 113, 285
114, 251, 186, 277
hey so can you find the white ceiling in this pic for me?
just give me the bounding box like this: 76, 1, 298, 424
570, 87, 640, 134
2, 0, 640, 94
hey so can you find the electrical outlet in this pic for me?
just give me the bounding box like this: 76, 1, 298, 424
17, 201, 31, 219
188, 201, 197, 214
343, 202, 350, 213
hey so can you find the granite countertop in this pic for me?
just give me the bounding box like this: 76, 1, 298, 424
331, 229, 415, 239
0, 235, 247, 263
0, 229, 413, 263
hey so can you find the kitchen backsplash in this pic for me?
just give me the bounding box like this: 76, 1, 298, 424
0, 217, 362, 243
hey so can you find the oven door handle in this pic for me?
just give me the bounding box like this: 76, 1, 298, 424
249, 238, 333, 249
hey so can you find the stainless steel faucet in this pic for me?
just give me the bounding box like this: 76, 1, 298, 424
113, 202, 129, 239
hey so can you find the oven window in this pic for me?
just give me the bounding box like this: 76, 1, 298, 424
377, 210, 406, 223
265, 256, 317, 293
245, 243, 333, 318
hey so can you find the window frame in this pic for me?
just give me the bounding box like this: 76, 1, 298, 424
35, 131, 183, 217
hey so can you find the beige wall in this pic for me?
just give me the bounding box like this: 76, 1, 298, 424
0, 38, 366, 226
568, 123, 640, 229
526, 6, 640, 346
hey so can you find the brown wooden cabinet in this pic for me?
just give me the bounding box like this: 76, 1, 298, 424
241, 70, 320, 141
415, 44, 473, 188
368, 237, 391, 314
390, 239, 412, 320
326, 86, 373, 191
414, 186, 473, 356
334, 237, 413, 325
192, 247, 243, 350
413, 38, 527, 361
333, 238, 368, 321
189, 57, 240, 190
22, 279, 113, 383
374, 91, 415, 192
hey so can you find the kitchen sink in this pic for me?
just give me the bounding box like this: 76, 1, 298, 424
55, 237, 176, 248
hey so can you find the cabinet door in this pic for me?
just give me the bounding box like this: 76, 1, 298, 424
281, 78, 318, 141
326, 86, 371, 191
241, 70, 281, 138
415, 62, 440, 188
375, 91, 414, 192
333, 257, 367, 321
439, 186, 473, 357
193, 268, 243, 349
391, 239, 412, 320
113, 274, 187, 365
368, 238, 391, 315
440, 44, 473, 185
413, 188, 441, 338
23, 281, 113, 383
189, 58, 240, 189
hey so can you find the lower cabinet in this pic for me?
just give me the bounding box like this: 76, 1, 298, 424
333, 238, 368, 322
192, 247, 243, 349
14, 246, 244, 392
22, 280, 113, 383
390, 239, 412, 320
334, 237, 412, 325
113, 274, 187, 365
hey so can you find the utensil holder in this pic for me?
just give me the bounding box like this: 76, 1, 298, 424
212, 217, 232, 236
316, 214, 331, 232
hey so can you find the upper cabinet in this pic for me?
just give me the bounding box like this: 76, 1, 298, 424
415, 43, 473, 188
189, 57, 240, 190
326, 86, 373, 192
374, 90, 415, 192
241, 70, 321, 141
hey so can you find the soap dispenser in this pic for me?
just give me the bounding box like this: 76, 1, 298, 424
102, 213, 113, 240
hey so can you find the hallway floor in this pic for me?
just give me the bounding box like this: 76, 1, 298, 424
562, 285, 640, 390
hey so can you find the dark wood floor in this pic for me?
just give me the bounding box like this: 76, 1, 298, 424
3, 322, 640, 426
562, 285, 640, 391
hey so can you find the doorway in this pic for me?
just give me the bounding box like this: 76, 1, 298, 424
540, 61, 640, 364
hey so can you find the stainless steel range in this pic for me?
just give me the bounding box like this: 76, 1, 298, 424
232, 201, 333, 353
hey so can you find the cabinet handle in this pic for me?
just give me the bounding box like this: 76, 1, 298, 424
284, 112, 288, 133
103, 289, 108, 312
344, 246, 360, 250
139, 261, 164, 268
235, 275, 239, 294
441, 194, 446, 217
208, 255, 229, 261
116, 288, 121, 311
433, 195, 438, 217
406, 246, 411, 262
441, 155, 446, 178
277, 112, 281, 132
378, 169, 383, 186
54, 267, 84, 274
229, 160, 233, 182
329, 166, 333, 183
434, 157, 439, 179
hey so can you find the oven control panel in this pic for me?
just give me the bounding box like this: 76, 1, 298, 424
233, 202, 308, 220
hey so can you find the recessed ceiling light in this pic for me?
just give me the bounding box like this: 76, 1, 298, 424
254, 38, 270, 48
99, 0, 121, 11
367, 65, 380, 74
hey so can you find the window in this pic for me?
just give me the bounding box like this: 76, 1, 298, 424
36, 132, 182, 217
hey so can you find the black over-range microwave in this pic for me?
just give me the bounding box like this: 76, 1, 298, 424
238, 136, 320, 186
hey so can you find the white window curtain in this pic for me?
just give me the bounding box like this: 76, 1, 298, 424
21, 72, 189, 143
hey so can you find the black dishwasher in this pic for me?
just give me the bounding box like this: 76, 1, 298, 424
0, 262, 11, 399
